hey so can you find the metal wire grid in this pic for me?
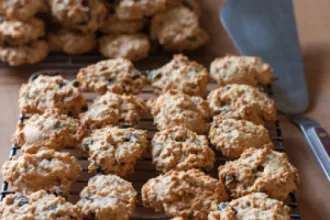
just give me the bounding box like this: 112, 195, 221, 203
0, 69, 301, 220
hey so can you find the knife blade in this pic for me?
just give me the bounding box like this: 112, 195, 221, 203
220, 0, 308, 114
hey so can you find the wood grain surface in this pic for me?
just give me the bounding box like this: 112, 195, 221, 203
0, 0, 329, 219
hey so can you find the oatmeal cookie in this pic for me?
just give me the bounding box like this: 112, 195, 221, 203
100, 14, 145, 34
80, 126, 148, 176
99, 33, 150, 61
218, 147, 300, 201
148, 54, 209, 97
49, 0, 107, 32
80, 92, 148, 129
115, 0, 166, 20
77, 58, 147, 95
150, 6, 208, 51
210, 55, 273, 86
76, 174, 137, 220
0, 190, 80, 219
209, 118, 273, 159
12, 109, 88, 154
152, 126, 215, 173
19, 75, 87, 116
0, 40, 48, 66
207, 84, 276, 123
0, 0, 44, 21
48, 28, 96, 54
148, 90, 211, 134
0, 17, 45, 46
208, 193, 291, 220
142, 169, 228, 219
2, 149, 82, 195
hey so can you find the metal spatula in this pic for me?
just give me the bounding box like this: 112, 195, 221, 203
221, 0, 330, 182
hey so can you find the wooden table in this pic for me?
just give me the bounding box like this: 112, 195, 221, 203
0, 0, 329, 219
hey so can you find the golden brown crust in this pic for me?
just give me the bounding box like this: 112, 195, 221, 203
209, 118, 273, 159
148, 90, 211, 134
0, 0, 44, 21
76, 174, 137, 220
18, 75, 87, 116
218, 147, 300, 201
100, 14, 145, 34
12, 109, 88, 154
152, 126, 215, 173
148, 54, 209, 97
77, 58, 147, 95
210, 55, 273, 86
80, 92, 148, 129
142, 169, 228, 220
2, 149, 82, 196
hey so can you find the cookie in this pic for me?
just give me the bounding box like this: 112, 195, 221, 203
99, 33, 151, 61
148, 90, 211, 134
48, 28, 96, 54
0, 0, 44, 21
12, 108, 88, 154
49, 0, 107, 32
77, 58, 147, 95
19, 75, 87, 117
2, 149, 82, 196
142, 169, 228, 219
152, 126, 215, 173
218, 147, 300, 201
100, 14, 145, 34
80, 92, 148, 129
209, 118, 273, 159
208, 193, 291, 220
150, 6, 208, 51
166, 0, 201, 15
0, 190, 80, 219
148, 54, 209, 97
76, 174, 137, 219
0, 17, 45, 46
210, 55, 273, 86
115, 0, 166, 20
80, 126, 148, 176
207, 84, 276, 123
0, 40, 48, 66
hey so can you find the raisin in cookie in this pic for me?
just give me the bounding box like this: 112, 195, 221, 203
148, 90, 211, 134
207, 84, 276, 123
0, 17, 45, 46
0, 40, 48, 66
0, 0, 44, 21
48, 28, 96, 54
80, 126, 148, 176
218, 147, 300, 201
115, 0, 166, 20
148, 54, 209, 97
208, 193, 291, 220
0, 190, 80, 219
12, 109, 88, 154
80, 92, 148, 129
76, 174, 137, 220
19, 75, 87, 116
152, 126, 215, 173
49, 0, 107, 32
99, 33, 150, 61
77, 58, 146, 95
210, 55, 273, 86
142, 169, 228, 219
209, 118, 273, 159
2, 149, 82, 196
150, 6, 208, 51
100, 14, 145, 34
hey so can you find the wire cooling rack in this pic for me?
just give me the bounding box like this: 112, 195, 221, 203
0, 67, 301, 219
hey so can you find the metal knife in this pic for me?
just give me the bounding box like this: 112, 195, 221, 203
221, 0, 330, 182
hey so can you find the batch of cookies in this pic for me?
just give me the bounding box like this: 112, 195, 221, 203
0, 53, 300, 219
0, 0, 208, 66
